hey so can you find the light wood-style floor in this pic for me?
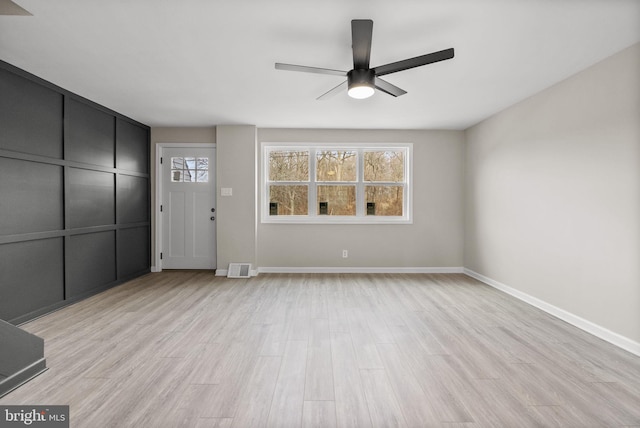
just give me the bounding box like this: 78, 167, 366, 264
2, 272, 639, 427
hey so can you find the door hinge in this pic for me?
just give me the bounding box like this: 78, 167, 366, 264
160, 157, 163, 164
160, 252, 163, 260
160, 204, 163, 212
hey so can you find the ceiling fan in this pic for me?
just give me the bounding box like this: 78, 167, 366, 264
275, 19, 454, 100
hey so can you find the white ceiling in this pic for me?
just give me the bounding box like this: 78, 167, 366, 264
1, 0, 639, 130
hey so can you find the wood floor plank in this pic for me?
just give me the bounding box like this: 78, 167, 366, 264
198, 333, 266, 418
359, 369, 408, 428
187, 343, 226, 385
526, 405, 588, 428
304, 318, 335, 401
376, 343, 439, 427
302, 400, 337, 428
79, 355, 194, 427
331, 331, 373, 428
230, 356, 281, 428
399, 310, 449, 356
259, 320, 290, 357
2, 272, 639, 428
587, 381, 640, 425
328, 303, 350, 333
346, 309, 384, 369
196, 418, 234, 428
386, 327, 473, 424
267, 340, 308, 427
307, 276, 330, 320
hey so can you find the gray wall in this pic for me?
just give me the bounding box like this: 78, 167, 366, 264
149, 127, 465, 272
257, 128, 465, 269
464, 43, 640, 344
217, 125, 258, 270
0, 61, 150, 324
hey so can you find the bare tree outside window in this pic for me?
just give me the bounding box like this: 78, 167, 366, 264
364, 150, 404, 182
317, 185, 356, 215
269, 150, 309, 181
268, 150, 309, 216
364, 151, 404, 216
366, 185, 403, 215
316, 150, 357, 182
269, 185, 308, 215
316, 150, 357, 215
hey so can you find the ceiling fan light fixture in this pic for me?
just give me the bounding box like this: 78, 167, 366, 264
348, 85, 374, 99
347, 69, 375, 99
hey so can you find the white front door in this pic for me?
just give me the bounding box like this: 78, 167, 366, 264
161, 146, 216, 269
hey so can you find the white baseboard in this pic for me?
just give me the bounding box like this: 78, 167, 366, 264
217, 266, 462, 276
464, 268, 640, 357
150, 266, 161, 273
258, 266, 464, 274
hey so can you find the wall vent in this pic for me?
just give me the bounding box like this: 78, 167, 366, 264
227, 263, 252, 278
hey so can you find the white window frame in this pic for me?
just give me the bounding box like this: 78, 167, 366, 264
261, 142, 413, 224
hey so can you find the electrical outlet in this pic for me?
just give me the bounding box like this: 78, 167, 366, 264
342, 249, 348, 258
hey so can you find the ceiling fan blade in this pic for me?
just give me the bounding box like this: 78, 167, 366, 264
0, 0, 32, 15
374, 77, 407, 97
275, 63, 347, 76
373, 48, 454, 76
351, 19, 373, 70
317, 81, 348, 100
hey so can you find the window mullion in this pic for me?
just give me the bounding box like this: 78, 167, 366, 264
309, 148, 317, 217
356, 148, 364, 217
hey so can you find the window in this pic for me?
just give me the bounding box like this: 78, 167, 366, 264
262, 143, 412, 223
171, 157, 209, 182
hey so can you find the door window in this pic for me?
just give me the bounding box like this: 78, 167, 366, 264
170, 157, 209, 182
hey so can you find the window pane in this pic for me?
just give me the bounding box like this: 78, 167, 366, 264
197, 157, 208, 170
197, 170, 208, 182
171, 157, 184, 169
366, 185, 403, 216
184, 157, 196, 170
316, 150, 357, 182
364, 151, 404, 182
269, 150, 309, 181
269, 185, 308, 215
317, 185, 356, 215
183, 170, 196, 182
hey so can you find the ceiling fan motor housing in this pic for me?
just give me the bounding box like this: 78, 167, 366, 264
348, 69, 375, 89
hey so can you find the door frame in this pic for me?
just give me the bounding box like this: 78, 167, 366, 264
154, 142, 216, 272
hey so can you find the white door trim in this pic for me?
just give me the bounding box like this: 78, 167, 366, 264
154, 142, 216, 272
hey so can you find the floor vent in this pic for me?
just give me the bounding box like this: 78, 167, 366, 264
227, 263, 252, 278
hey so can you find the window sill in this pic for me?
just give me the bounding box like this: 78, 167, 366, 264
261, 216, 413, 225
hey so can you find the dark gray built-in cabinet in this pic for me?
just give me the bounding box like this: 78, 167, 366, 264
0, 60, 150, 324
